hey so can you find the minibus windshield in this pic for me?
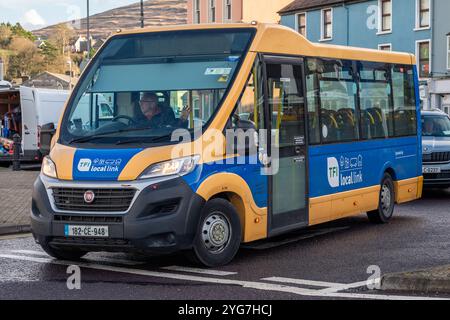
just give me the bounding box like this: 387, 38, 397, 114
60, 28, 255, 146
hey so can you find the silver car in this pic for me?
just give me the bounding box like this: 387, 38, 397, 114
421, 109, 450, 188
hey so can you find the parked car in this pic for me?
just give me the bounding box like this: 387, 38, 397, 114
421, 109, 450, 188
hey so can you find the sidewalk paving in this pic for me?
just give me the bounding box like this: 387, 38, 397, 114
381, 265, 450, 294
0, 167, 39, 235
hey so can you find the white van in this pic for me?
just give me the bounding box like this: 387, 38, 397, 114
0, 87, 69, 165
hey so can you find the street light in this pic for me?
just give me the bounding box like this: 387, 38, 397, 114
86, 0, 91, 59
140, 0, 144, 28
67, 59, 73, 90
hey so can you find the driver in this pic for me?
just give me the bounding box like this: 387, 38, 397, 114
138, 92, 191, 129
423, 119, 435, 135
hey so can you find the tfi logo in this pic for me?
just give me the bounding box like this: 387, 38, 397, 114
77, 159, 92, 172
327, 157, 340, 188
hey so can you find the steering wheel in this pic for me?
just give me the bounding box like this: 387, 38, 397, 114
112, 115, 137, 125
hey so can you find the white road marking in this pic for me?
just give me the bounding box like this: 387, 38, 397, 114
0, 233, 32, 241
0, 253, 446, 301
261, 277, 344, 288
161, 265, 237, 276
11, 250, 47, 256
318, 279, 380, 293
9, 250, 144, 266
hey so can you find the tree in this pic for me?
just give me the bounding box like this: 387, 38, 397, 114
49, 23, 75, 55
7, 37, 45, 78
10, 23, 35, 41
0, 24, 12, 48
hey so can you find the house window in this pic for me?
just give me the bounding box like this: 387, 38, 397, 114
297, 13, 306, 37
380, 0, 392, 32
418, 0, 430, 28
321, 9, 332, 40
417, 40, 431, 78
378, 44, 392, 51
224, 0, 232, 21
209, 0, 216, 23
447, 35, 450, 70
194, 0, 201, 23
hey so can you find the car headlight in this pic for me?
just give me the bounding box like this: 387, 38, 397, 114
42, 156, 58, 179
138, 155, 200, 180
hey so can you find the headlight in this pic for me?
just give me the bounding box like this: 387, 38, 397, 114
138, 155, 200, 180
42, 156, 58, 179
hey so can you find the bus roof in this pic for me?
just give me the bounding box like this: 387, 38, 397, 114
114, 22, 415, 65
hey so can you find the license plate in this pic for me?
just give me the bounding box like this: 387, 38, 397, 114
422, 167, 441, 174
65, 225, 109, 237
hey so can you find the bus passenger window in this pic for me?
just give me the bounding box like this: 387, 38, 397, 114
392, 65, 417, 136
358, 62, 394, 139
308, 58, 358, 143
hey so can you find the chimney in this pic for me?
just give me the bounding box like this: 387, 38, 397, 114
0, 57, 4, 82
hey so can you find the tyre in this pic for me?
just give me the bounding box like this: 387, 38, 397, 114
40, 240, 87, 261
367, 173, 395, 224
189, 198, 242, 267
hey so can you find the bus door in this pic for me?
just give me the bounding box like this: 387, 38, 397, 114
262, 56, 309, 235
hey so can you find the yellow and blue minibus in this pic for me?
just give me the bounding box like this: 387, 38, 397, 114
31, 23, 423, 266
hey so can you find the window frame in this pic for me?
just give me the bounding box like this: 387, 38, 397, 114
378, 43, 392, 51
223, 0, 232, 22
208, 0, 216, 23
447, 35, 450, 71
320, 8, 333, 42
415, 0, 431, 31
295, 12, 307, 37
416, 39, 432, 79
193, 0, 201, 24
378, 0, 392, 35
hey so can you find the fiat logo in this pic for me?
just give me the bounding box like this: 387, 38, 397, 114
84, 190, 95, 204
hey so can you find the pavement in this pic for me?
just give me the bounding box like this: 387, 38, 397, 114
381, 265, 450, 294
0, 167, 39, 235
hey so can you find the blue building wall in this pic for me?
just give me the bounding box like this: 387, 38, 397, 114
280, 0, 431, 59
432, 0, 450, 76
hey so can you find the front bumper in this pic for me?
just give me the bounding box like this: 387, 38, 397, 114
422, 162, 450, 187
31, 174, 205, 254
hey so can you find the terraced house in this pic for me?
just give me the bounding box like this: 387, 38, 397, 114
279, 0, 450, 114
187, 0, 293, 24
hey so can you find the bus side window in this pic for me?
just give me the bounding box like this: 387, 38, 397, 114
358, 61, 394, 139
392, 65, 417, 136
307, 58, 359, 143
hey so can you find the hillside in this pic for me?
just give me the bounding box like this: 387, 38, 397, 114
32, 0, 187, 39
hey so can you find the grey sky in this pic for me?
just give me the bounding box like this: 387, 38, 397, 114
0, 0, 140, 30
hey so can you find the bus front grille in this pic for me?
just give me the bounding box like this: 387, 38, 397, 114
423, 152, 450, 163
52, 188, 136, 212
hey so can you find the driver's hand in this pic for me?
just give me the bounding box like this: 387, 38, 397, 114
180, 105, 192, 121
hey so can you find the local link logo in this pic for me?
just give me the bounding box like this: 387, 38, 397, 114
327, 156, 363, 188
327, 157, 340, 188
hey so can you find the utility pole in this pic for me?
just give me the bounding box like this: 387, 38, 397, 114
87, 0, 91, 58
140, 0, 144, 28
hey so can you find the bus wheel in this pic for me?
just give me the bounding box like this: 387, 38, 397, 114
40, 241, 87, 261
367, 173, 395, 224
190, 199, 242, 267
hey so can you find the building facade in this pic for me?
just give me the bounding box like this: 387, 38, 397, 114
186, 0, 293, 24
279, 0, 450, 112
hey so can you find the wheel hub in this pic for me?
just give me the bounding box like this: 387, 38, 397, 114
201, 212, 231, 253
381, 184, 392, 214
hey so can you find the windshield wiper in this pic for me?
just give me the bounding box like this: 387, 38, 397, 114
115, 133, 175, 145
69, 126, 153, 144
